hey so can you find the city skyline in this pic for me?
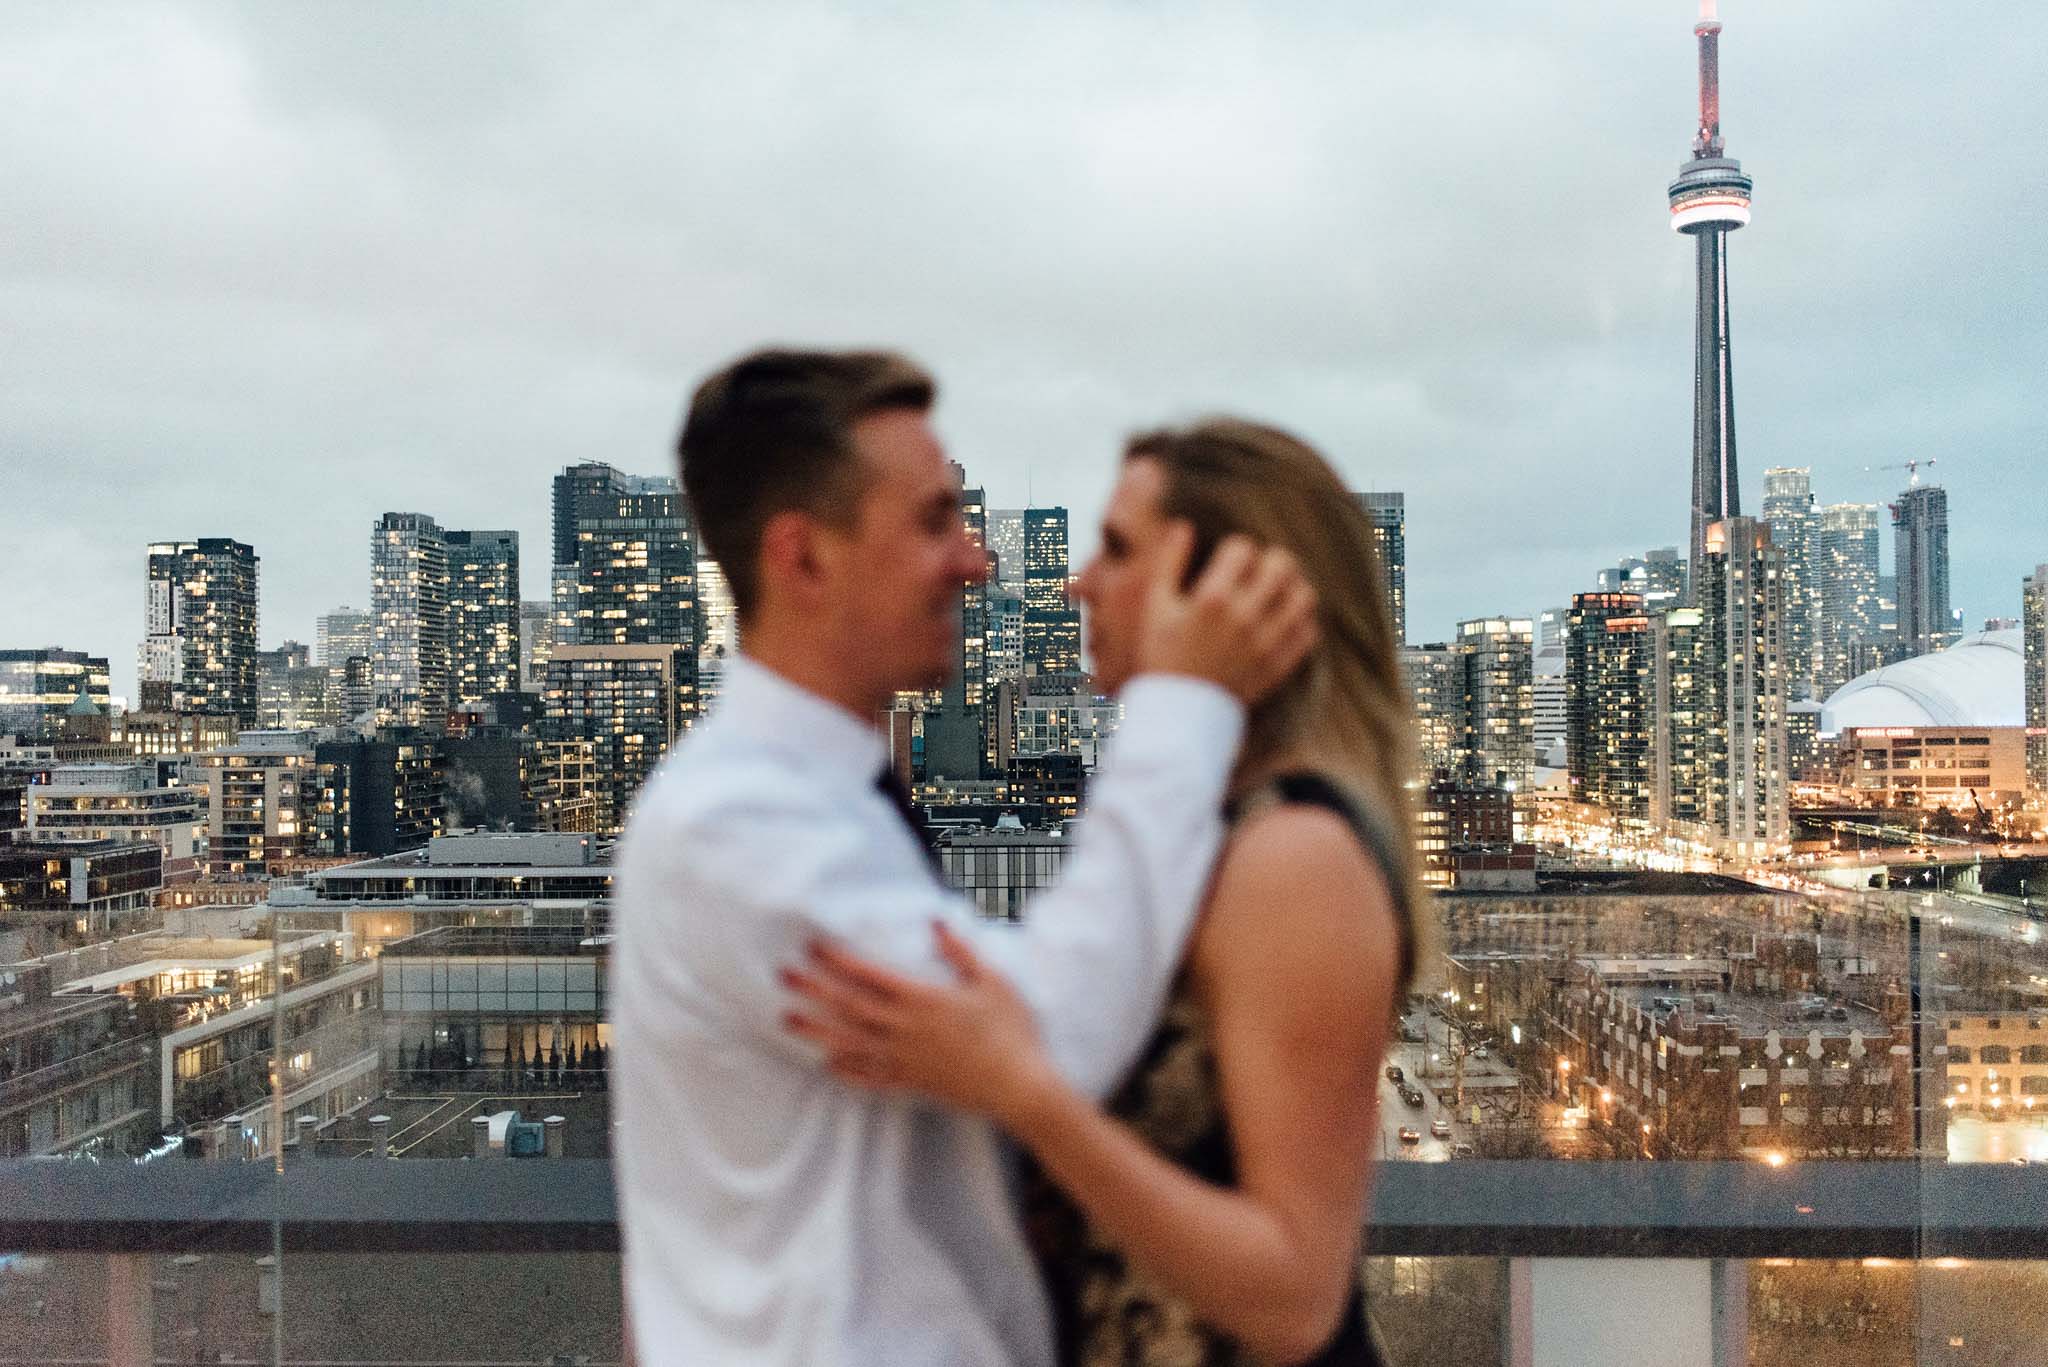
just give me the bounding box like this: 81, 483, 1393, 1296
6, 2, 2043, 702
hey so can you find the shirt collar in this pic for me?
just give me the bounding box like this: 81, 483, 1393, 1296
717, 654, 890, 783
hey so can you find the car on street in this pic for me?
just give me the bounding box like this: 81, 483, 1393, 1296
1400, 1086, 1426, 1108
1398, 1127, 1421, 1144
1452, 1141, 1476, 1158
1431, 1117, 1452, 1139
1471, 1045, 1490, 1059
1386, 1064, 1405, 1085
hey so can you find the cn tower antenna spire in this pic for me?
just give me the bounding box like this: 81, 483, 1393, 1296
1693, 0, 1725, 158
1695, 0, 1728, 156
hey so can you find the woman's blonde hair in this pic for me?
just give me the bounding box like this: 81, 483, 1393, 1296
1125, 417, 1433, 992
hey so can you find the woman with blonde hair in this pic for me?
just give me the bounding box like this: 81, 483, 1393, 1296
784, 418, 1429, 1366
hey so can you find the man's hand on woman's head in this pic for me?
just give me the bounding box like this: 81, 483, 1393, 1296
1136, 523, 1319, 706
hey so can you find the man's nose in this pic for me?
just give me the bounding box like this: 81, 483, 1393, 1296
1072, 557, 1098, 607
959, 536, 990, 585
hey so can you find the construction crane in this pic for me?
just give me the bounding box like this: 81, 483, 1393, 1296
1866, 458, 1937, 487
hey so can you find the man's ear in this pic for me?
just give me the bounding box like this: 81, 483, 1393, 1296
757, 509, 821, 611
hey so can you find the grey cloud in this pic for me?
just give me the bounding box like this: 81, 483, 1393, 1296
2, 1, 2042, 697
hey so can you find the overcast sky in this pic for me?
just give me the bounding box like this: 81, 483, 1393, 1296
5, 1, 2043, 702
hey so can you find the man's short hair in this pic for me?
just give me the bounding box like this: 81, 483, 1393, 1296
678, 348, 936, 618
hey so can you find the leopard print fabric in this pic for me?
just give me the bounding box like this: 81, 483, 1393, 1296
1022, 769, 1406, 1367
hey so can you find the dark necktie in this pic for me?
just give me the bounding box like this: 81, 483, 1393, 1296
875, 767, 944, 875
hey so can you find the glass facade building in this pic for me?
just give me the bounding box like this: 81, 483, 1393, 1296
1760, 467, 1819, 699
1816, 502, 1883, 698
1020, 507, 1079, 674
446, 530, 522, 705
1565, 592, 1643, 806
1893, 484, 1953, 656
2026, 565, 2047, 806
549, 463, 699, 659
370, 513, 451, 728
1456, 617, 1534, 791
0, 648, 110, 741
1357, 491, 1407, 644
540, 644, 686, 833
139, 539, 260, 723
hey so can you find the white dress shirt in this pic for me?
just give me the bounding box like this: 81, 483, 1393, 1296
611, 654, 1243, 1367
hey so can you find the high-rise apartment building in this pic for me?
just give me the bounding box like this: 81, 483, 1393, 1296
550, 463, 698, 649
984, 588, 1026, 690
540, 644, 687, 832
446, 530, 521, 705
694, 561, 738, 712
1694, 516, 1789, 853
1650, 606, 1708, 829
1531, 663, 1566, 769
956, 469, 990, 710
139, 539, 260, 722
315, 607, 373, 671
0, 649, 111, 741
1636, 547, 1687, 605
1400, 625, 1531, 790
2025, 566, 2048, 806
1597, 549, 1686, 613
24, 763, 204, 875
1402, 644, 1468, 779
312, 731, 448, 856
1565, 592, 1644, 806
257, 641, 326, 729
1356, 492, 1406, 644
1022, 508, 1079, 674
1892, 484, 1952, 656
333, 657, 375, 729
1816, 503, 1882, 697
1456, 617, 1533, 790
985, 509, 1028, 596
1009, 679, 1124, 771
1021, 508, 1069, 613
1578, 610, 1656, 825
1531, 608, 1569, 769
371, 513, 451, 727
1761, 467, 1820, 698
517, 600, 553, 693
549, 463, 699, 725
197, 730, 314, 876
317, 606, 374, 723
1023, 613, 1082, 677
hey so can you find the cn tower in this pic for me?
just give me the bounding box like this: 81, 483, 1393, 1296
1669, 0, 1754, 604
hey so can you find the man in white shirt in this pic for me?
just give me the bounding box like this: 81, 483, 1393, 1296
612, 348, 1316, 1367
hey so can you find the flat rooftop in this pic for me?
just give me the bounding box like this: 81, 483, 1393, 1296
1609, 979, 1889, 1036
28, 930, 339, 992
381, 926, 609, 959
1584, 956, 1731, 982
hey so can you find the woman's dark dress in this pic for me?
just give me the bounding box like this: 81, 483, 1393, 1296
1025, 772, 1415, 1367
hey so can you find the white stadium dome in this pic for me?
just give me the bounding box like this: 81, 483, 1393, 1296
1819, 629, 2025, 735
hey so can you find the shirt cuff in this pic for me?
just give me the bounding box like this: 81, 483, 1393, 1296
1117, 673, 1246, 754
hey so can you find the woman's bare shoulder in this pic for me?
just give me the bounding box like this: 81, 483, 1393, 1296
1189, 802, 1400, 989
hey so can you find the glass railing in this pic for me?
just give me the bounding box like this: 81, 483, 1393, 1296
10, 873, 2048, 1364
3, 1160, 2047, 1365
0, 1037, 154, 1114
